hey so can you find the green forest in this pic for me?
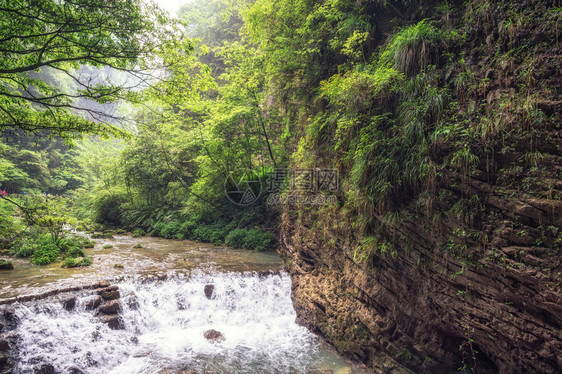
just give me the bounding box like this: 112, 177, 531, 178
1, 0, 560, 267
0, 0, 561, 371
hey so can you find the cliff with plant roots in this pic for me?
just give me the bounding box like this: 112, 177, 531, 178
277, 0, 561, 372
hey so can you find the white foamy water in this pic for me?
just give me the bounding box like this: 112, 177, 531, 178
9, 272, 364, 373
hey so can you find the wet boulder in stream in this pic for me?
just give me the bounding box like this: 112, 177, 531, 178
97, 285, 120, 301
0, 354, 8, 368
0, 260, 13, 270
98, 314, 124, 330
97, 280, 110, 288
98, 300, 121, 314
83, 295, 102, 310
204, 284, 214, 299
126, 296, 139, 310
96, 285, 118, 294
35, 363, 56, 374
67, 366, 85, 374
203, 329, 223, 341
61, 296, 76, 311
2, 307, 17, 325
101, 290, 120, 300
0, 339, 9, 353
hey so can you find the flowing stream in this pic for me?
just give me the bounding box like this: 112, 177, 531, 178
0, 236, 369, 373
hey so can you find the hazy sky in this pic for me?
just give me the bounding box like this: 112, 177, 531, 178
155, 0, 191, 16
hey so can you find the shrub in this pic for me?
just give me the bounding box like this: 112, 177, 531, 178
91, 232, 113, 239
103, 244, 113, 249
12, 242, 35, 258
180, 220, 197, 239
92, 193, 126, 226
0, 201, 21, 247
133, 243, 143, 248
379, 20, 443, 76
188, 223, 228, 244
62, 256, 92, 268
161, 221, 181, 239
57, 237, 83, 254
225, 229, 247, 248
66, 247, 86, 258
191, 224, 216, 242
131, 228, 145, 238
225, 228, 275, 251
0, 259, 14, 270
209, 226, 229, 245
32, 237, 60, 265
191, 225, 207, 241
243, 229, 275, 252
150, 222, 166, 237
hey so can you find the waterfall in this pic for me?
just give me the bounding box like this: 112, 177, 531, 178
6, 271, 358, 374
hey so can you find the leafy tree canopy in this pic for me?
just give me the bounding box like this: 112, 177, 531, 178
0, 0, 183, 137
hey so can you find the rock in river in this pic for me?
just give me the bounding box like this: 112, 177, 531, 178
101, 290, 120, 300
204, 284, 214, 299
98, 315, 124, 330
84, 295, 103, 310
35, 363, 56, 374
98, 300, 121, 314
0, 339, 9, 352
61, 296, 76, 311
203, 329, 223, 341
0, 260, 13, 270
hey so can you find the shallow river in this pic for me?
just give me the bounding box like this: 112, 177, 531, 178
0, 235, 370, 374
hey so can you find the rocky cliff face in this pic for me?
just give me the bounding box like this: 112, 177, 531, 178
281, 189, 561, 373
279, 0, 562, 372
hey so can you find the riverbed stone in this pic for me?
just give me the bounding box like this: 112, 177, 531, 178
2, 307, 16, 323
0, 260, 13, 270
35, 363, 56, 374
204, 284, 214, 299
126, 296, 139, 310
99, 300, 121, 314
100, 290, 120, 301
84, 295, 102, 310
203, 329, 223, 341
61, 296, 76, 311
0, 339, 9, 352
96, 285, 118, 294
133, 349, 151, 358
99, 315, 124, 330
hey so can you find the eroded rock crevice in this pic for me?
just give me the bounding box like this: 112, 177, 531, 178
281, 168, 562, 373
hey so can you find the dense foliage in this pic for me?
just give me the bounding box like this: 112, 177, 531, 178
1, 0, 560, 266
